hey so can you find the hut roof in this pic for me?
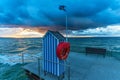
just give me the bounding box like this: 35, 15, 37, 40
44, 30, 65, 40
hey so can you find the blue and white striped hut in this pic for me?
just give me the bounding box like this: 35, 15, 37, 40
43, 30, 65, 76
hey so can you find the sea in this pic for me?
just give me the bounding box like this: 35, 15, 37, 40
0, 37, 120, 80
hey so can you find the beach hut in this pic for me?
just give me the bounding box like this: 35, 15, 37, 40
43, 30, 65, 76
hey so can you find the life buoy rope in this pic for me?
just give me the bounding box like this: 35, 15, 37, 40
56, 42, 70, 60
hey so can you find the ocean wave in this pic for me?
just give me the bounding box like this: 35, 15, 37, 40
0, 63, 28, 80
8, 47, 28, 53
0, 52, 42, 65
7, 46, 41, 54
27, 46, 41, 50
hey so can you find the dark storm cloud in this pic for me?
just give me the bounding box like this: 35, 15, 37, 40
0, 0, 120, 30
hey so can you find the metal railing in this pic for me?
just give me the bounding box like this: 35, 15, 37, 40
3, 47, 120, 80
20, 53, 71, 80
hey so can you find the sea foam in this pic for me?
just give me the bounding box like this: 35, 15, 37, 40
0, 52, 42, 65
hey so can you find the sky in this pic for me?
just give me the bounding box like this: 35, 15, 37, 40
0, 0, 120, 37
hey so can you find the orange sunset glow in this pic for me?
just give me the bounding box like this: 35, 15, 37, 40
0, 27, 45, 38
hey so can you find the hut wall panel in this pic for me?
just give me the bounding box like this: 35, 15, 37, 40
47, 34, 49, 72
46, 35, 48, 72
48, 34, 50, 72
48, 34, 50, 73
46, 35, 47, 72
44, 38, 46, 71
54, 38, 57, 75
44, 37, 46, 71
52, 36, 54, 74
51, 36, 53, 74
43, 38, 45, 71
52, 37, 54, 75
54, 38, 56, 75
49, 34, 52, 73
45, 39, 47, 71
56, 40, 59, 76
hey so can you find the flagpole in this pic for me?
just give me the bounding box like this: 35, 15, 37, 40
59, 6, 69, 78
65, 12, 68, 42
59, 5, 68, 42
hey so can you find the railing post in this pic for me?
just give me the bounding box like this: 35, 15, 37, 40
68, 62, 70, 80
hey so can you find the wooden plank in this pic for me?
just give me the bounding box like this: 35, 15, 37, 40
25, 70, 44, 80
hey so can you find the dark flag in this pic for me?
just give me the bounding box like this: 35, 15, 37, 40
59, 5, 66, 11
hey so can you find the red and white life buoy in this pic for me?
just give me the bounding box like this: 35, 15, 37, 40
56, 42, 70, 60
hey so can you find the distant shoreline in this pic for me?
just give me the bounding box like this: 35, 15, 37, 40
0, 37, 42, 39
0, 36, 120, 39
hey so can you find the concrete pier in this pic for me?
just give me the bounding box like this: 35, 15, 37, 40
23, 52, 120, 80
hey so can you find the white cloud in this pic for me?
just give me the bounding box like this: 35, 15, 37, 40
0, 28, 23, 35
71, 24, 120, 37
0, 27, 43, 38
